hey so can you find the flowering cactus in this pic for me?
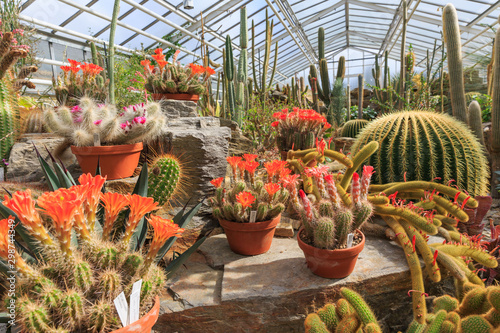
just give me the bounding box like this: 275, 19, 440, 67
44, 97, 166, 146
0, 174, 184, 332
292, 166, 374, 249
53, 59, 108, 106
137, 48, 215, 96
272, 107, 332, 151
209, 155, 290, 223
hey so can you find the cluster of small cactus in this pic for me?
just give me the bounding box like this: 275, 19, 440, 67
406, 284, 500, 332
292, 164, 374, 250
304, 287, 382, 333
340, 119, 369, 138
272, 107, 331, 152
0, 174, 184, 332
44, 97, 166, 146
209, 155, 290, 223
148, 154, 182, 206
351, 110, 489, 197
52, 59, 108, 107
142, 48, 214, 96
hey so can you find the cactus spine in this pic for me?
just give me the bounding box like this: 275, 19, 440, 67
351, 111, 489, 197
442, 4, 467, 123
341, 119, 368, 138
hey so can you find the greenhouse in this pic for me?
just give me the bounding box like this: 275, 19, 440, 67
0, 0, 500, 331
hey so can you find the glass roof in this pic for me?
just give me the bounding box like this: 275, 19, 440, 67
18, 0, 500, 91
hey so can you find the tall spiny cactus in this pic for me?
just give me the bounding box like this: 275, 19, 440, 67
443, 3, 467, 123
357, 74, 364, 119
467, 101, 485, 146
148, 154, 182, 207
233, 7, 248, 126
108, 0, 121, 105
492, 15, 500, 197
351, 111, 489, 197
398, 0, 407, 110
224, 35, 236, 121
251, 9, 278, 108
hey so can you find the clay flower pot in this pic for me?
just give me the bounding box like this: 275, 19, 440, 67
71, 143, 143, 180
461, 195, 493, 236
151, 93, 199, 102
297, 228, 365, 279
218, 214, 281, 255
111, 296, 160, 333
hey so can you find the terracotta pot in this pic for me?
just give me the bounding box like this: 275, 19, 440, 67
297, 228, 365, 279
151, 93, 199, 102
280, 150, 288, 161
462, 196, 493, 236
111, 296, 160, 333
219, 214, 281, 255
71, 143, 143, 180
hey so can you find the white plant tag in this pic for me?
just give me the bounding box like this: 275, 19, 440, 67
114, 292, 129, 327
249, 211, 257, 223
129, 279, 143, 325
347, 233, 354, 248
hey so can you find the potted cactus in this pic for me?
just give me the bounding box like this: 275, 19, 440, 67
272, 107, 331, 160
44, 97, 166, 179
208, 155, 290, 255
0, 173, 185, 332
138, 49, 215, 102
53, 59, 108, 107
287, 165, 374, 278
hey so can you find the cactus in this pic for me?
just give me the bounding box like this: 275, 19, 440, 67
336, 56, 346, 80
351, 111, 489, 197
148, 154, 182, 206
304, 313, 330, 333
44, 97, 166, 146
467, 101, 485, 146
340, 119, 368, 138
340, 287, 379, 326
209, 156, 289, 222
225, 35, 236, 121
442, 4, 467, 123
461, 315, 493, 332
251, 9, 278, 108
357, 75, 364, 119
234, 7, 248, 125
0, 172, 192, 332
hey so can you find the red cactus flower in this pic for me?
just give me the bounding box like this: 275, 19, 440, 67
205, 67, 216, 76
78, 173, 106, 231
68, 59, 81, 67
0, 216, 32, 275
236, 191, 255, 209
143, 215, 184, 271
264, 183, 281, 198
264, 160, 288, 182
244, 161, 259, 175
210, 177, 224, 188
100, 192, 129, 240
243, 154, 258, 162
271, 121, 279, 127
123, 194, 159, 243
227, 156, 242, 180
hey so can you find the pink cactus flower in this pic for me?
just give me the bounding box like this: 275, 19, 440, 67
93, 120, 102, 125
133, 116, 146, 124
71, 105, 82, 113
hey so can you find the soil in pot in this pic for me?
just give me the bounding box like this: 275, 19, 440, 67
297, 228, 365, 279
219, 214, 281, 255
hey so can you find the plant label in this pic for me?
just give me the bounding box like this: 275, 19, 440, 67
249, 211, 257, 223
114, 292, 129, 327
129, 279, 143, 324
347, 233, 354, 248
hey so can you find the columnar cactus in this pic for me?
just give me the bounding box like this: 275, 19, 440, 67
357, 74, 364, 119
0, 174, 184, 332
467, 100, 485, 146
44, 97, 166, 146
209, 155, 290, 223
351, 110, 489, 197
442, 3, 468, 123
234, 7, 249, 125
148, 154, 182, 206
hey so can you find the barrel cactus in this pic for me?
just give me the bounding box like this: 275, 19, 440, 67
148, 154, 182, 206
351, 111, 489, 197
340, 119, 369, 138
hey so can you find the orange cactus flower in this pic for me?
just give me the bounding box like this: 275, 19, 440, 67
210, 177, 224, 188
78, 173, 106, 231
68, 59, 81, 67
244, 161, 259, 177
243, 154, 258, 162
143, 215, 184, 271
205, 67, 216, 76
60, 65, 72, 73
2, 190, 52, 245
264, 183, 281, 198
37, 188, 83, 257
236, 191, 255, 209
100, 192, 129, 240
264, 160, 288, 182
123, 194, 159, 243
0, 216, 33, 275
70, 184, 92, 240
188, 63, 205, 76
226, 156, 242, 180
157, 60, 168, 69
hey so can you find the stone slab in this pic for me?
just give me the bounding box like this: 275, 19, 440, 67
158, 99, 198, 118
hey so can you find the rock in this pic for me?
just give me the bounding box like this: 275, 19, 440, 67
155, 234, 449, 332
219, 119, 253, 156
105, 176, 138, 194
162, 117, 231, 203
333, 137, 356, 153
6, 134, 81, 183
158, 100, 198, 118
274, 218, 294, 238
